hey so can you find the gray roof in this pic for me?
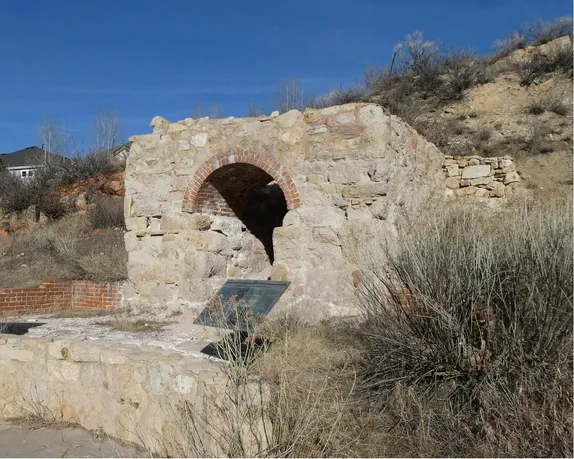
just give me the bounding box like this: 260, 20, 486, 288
0, 146, 66, 168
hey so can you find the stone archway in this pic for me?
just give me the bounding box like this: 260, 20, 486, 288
182, 149, 301, 263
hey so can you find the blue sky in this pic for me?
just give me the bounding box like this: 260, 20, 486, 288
0, 0, 571, 153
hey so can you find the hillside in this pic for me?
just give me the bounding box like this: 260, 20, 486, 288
406, 36, 573, 196
313, 32, 573, 197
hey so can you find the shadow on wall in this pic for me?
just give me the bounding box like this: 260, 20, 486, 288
240, 183, 288, 263
194, 163, 289, 264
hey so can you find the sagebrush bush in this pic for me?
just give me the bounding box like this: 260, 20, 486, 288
492, 31, 528, 60
517, 41, 574, 86
0, 215, 127, 287
308, 86, 367, 108
0, 172, 33, 214
356, 199, 573, 457
492, 17, 572, 61
89, 195, 125, 229
0, 172, 66, 220
527, 99, 546, 115
45, 150, 121, 185
528, 17, 573, 45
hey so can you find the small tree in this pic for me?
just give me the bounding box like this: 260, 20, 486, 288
91, 109, 123, 153
246, 99, 263, 117
38, 115, 75, 158
274, 79, 305, 113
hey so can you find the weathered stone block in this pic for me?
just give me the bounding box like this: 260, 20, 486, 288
0, 347, 34, 362
312, 227, 341, 245
445, 177, 460, 189
487, 181, 506, 197
504, 172, 520, 184
190, 133, 208, 147
342, 183, 388, 199
328, 162, 363, 185
461, 165, 491, 179
470, 176, 493, 186
445, 164, 460, 177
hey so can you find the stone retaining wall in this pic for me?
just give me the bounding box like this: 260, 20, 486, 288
0, 281, 121, 315
0, 335, 223, 452
444, 155, 520, 199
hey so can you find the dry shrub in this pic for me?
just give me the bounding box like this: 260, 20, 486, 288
356, 198, 573, 457
45, 150, 121, 186
157, 304, 360, 458
0, 171, 67, 221
0, 215, 127, 287
492, 31, 528, 60
308, 86, 367, 108
89, 194, 125, 229
492, 17, 572, 60
528, 17, 573, 45
367, 31, 487, 108
546, 94, 571, 116
517, 41, 574, 86
0, 172, 33, 214
475, 128, 492, 142
524, 121, 553, 156
527, 99, 546, 115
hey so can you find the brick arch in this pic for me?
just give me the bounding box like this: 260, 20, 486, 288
182, 149, 301, 214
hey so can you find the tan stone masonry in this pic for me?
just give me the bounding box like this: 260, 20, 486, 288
123, 103, 455, 315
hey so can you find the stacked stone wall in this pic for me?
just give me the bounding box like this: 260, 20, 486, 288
444, 155, 520, 199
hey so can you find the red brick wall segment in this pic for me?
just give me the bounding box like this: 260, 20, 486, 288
182, 149, 301, 215
0, 280, 121, 315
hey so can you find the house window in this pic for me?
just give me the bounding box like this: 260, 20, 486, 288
21, 171, 27, 177
28, 170, 34, 177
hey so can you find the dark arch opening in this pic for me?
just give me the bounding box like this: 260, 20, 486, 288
195, 163, 289, 263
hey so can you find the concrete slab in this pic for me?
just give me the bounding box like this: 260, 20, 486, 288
0, 423, 146, 458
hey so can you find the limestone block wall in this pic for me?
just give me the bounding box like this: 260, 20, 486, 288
0, 335, 223, 452
124, 103, 445, 315
0, 281, 122, 315
444, 155, 520, 199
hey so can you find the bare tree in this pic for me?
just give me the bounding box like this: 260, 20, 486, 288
38, 115, 75, 160
274, 79, 306, 113
246, 99, 264, 117
210, 103, 225, 119
193, 102, 206, 118
91, 109, 123, 153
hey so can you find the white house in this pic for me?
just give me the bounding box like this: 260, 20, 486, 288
0, 146, 64, 178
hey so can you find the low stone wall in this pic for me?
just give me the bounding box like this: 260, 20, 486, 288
0, 281, 122, 315
444, 155, 520, 199
0, 335, 223, 452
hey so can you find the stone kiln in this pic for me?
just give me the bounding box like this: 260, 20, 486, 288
124, 103, 445, 316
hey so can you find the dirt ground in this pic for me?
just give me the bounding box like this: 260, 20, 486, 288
0, 423, 145, 458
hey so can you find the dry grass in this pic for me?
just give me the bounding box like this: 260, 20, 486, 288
0, 214, 127, 288
158, 197, 572, 458
154, 297, 361, 458
95, 318, 171, 333
9, 382, 76, 430
88, 194, 125, 230
355, 197, 573, 457
48, 308, 114, 319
